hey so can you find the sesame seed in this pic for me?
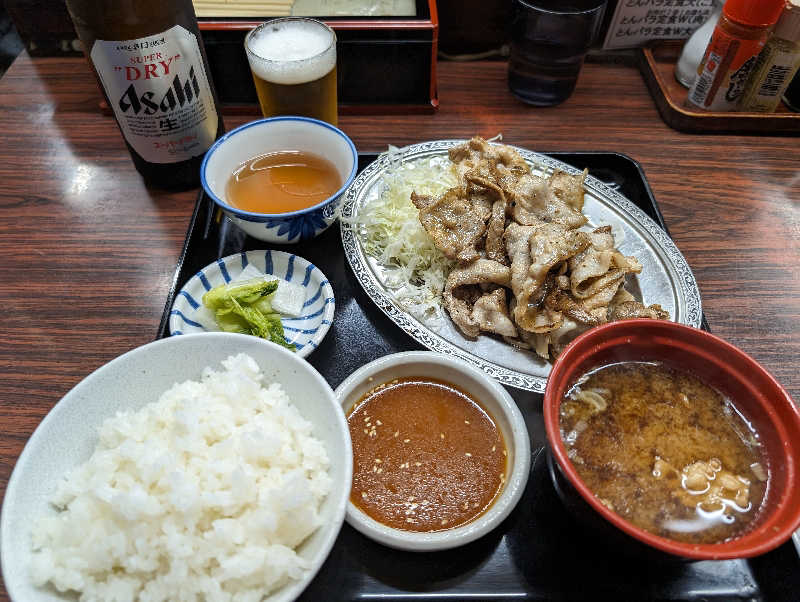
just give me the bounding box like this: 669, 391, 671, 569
440, 433, 445, 439
363, 429, 368, 434
503, 450, 507, 456
406, 518, 414, 523
366, 422, 372, 427
465, 453, 472, 457
364, 417, 370, 422
376, 420, 382, 426
408, 496, 415, 502
492, 446, 496, 452
375, 458, 382, 463
404, 439, 410, 443
377, 468, 383, 474
361, 492, 368, 499
415, 462, 421, 466
463, 502, 469, 509
372, 466, 377, 472
464, 420, 470, 424
441, 519, 448, 525
394, 431, 399, 438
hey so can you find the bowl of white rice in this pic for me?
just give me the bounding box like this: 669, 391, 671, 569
1, 332, 352, 602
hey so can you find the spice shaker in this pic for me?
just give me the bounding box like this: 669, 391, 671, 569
740, 0, 800, 112
688, 0, 786, 111
675, 0, 724, 88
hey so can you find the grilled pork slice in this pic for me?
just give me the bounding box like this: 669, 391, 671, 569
411, 186, 487, 264
442, 259, 512, 338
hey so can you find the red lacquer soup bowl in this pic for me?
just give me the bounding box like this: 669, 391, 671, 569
543, 319, 800, 560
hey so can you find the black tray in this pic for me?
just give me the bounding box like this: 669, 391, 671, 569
156, 152, 798, 601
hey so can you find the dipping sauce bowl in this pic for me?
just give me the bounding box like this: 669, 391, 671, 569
201, 116, 357, 243
336, 351, 531, 552
543, 319, 800, 560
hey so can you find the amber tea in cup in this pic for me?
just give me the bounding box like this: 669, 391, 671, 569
226, 150, 342, 214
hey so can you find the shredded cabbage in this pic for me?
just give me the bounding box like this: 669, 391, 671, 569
352, 149, 458, 322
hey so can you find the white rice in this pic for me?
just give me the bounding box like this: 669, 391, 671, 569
29, 353, 331, 602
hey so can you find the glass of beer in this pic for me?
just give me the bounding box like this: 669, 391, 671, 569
245, 18, 338, 125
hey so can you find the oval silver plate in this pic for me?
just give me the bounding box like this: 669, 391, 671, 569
340, 140, 702, 392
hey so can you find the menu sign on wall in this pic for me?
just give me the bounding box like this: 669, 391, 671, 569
602, 0, 715, 50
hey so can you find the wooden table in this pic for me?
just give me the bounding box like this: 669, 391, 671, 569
0, 51, 798, 599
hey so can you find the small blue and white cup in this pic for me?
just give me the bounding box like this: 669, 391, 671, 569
201, 116, 358, 243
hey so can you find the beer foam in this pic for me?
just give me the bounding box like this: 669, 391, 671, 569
247, 20, 336, 86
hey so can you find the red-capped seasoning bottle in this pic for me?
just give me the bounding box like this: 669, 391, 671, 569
688, 0, 786, 111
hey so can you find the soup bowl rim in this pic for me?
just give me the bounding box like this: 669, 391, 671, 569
543, 318, 800, 560
200, 115, 358, 221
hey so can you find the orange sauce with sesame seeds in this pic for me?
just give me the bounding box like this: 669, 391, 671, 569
347, 377, 506, 532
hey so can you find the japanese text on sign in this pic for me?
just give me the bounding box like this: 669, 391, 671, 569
602, 0, 714, 50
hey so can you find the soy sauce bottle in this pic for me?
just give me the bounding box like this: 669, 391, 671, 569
65, 0, 225, 189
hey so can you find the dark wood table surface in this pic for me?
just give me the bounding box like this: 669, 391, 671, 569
0, 51, 798, 600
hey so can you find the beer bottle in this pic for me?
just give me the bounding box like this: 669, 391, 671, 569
65, 0, 225, 189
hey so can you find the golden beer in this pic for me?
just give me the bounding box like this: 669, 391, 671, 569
245, 18, 338, 125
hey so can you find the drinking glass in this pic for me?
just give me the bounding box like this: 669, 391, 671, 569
508, 0, 607, 106
245, 17, 338, 125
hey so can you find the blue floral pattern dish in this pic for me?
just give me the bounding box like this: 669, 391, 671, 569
169, 250, 335, 358
262, 206, 334, 242
200, 116, 358, 244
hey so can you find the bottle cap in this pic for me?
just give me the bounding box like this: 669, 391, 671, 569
774, 1, 800, 42
723, 0, 786, 28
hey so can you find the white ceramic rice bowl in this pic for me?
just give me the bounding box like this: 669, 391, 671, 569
1, 333, 352, 602
201, 116, 357, 243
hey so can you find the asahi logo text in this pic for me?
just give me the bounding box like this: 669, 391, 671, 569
90, 25, 218, 162
118, 66, 201, 115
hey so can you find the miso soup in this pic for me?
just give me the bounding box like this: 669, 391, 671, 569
559, 362, 768, 544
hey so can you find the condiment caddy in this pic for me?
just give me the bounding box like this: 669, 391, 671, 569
642, 0, 800, 133
639, 41, 800, 134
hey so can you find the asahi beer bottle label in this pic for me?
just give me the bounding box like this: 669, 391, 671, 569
90, 25, 218, 164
